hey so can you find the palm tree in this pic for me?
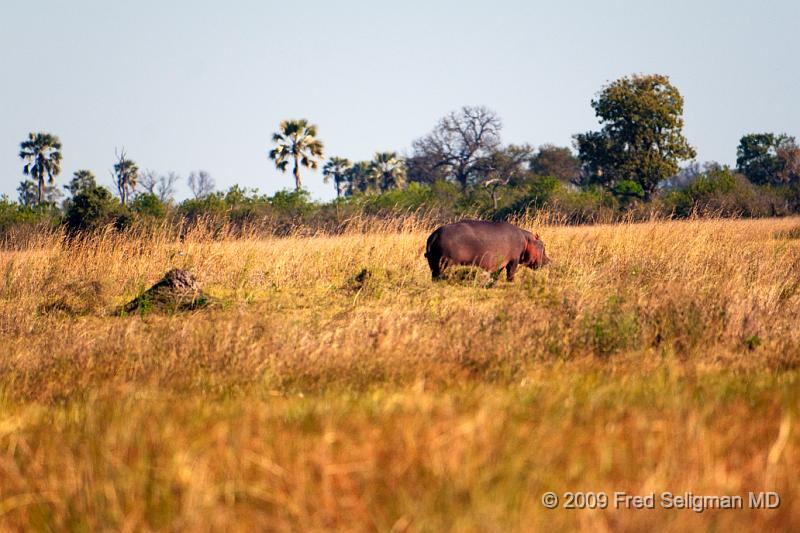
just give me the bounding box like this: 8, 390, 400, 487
17, 180, 38, 207
322, 157, 352, 197
113, 149, 139, 206
19, 132, 62, 206
268, 119, 324, 191
346, 161, 373, 194
370, 152, 407, 192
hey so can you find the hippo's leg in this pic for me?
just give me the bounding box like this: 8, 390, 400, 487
506, 260, 519, 281
427, 254, 444, 281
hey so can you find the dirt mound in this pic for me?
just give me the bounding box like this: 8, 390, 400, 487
122, 269, 213, 314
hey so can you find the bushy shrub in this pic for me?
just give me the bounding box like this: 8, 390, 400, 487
661, 167, 791, 217
64, 185, 125, 231
548, 186, 619, 223
269, 189, 313, 214
612, 179, 645, 201
177, 194, 227, 221
129, 193, 167, 218
5, 165, 800, 240
494, 176, 564, 219
0, 196, 54, 232
347, 181, 461, 217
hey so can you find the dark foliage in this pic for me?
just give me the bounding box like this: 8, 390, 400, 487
736, 133, 798, 185
65, 185, 126, 232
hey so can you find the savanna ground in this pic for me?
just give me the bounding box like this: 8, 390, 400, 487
1, 216, 799, 531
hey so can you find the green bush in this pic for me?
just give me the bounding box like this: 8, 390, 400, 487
4, 165, 800, 240
64, 185, 125, 231
548, 186, 619, 223
347, 181, 461, 217
661, 167, 790, 217
269, 189, 313, 213
177, 194, 227, 221
494, 176, 564, 219
129, 193, 167, 218
612, 179, 645, 201
0, 196, 58, 234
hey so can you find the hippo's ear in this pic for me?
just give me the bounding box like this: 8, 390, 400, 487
535, 233, 540, 240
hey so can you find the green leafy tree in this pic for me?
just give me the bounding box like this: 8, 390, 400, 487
574, 74, 696, 199
736, 133, 797, 185
369, 152, 407, 192
530, 144, 581, 183
19, 132, 63, 206
268, 119, 324, 191
65, 183, 123, 231
322, 157, 352, 197
572, 131, 611, 186
113, 149, 139, 206
64, 170, 97, 196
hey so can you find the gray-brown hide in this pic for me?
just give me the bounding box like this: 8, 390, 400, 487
425, 220, 550, 281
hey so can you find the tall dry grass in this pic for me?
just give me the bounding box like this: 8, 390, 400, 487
1, 216, 799, 530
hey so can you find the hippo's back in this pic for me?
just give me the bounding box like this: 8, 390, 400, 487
426, 220, 526, 266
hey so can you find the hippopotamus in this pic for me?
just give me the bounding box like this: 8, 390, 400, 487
425, 220, 550, 281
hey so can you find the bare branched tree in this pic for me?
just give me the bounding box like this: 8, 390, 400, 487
139, 170, 159, 195
157, 172, 180, 203
140, 170, 180, 203
188, 170, 215, 199
410, 106, 502, 190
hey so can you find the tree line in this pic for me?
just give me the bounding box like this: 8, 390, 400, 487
5, 73, 800, 234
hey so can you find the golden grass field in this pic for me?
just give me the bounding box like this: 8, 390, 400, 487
1, 216, 799, 531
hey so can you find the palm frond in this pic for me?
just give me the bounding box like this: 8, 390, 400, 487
269, 119, 324, 186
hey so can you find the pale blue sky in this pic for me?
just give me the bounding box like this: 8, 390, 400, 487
1, 0, 798, 201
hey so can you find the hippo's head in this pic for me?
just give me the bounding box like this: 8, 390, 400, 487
522, 233, 551, 269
